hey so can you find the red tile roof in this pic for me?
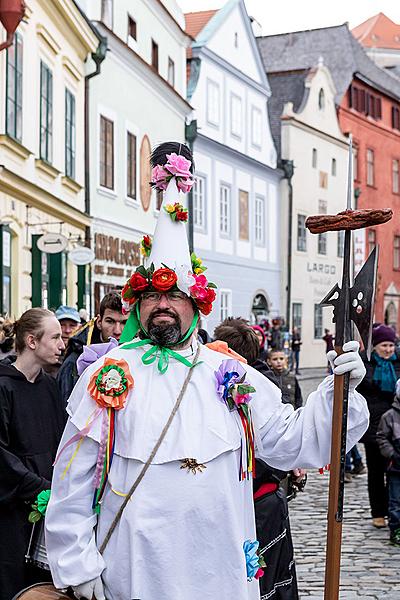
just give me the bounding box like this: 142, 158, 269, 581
352, 12, 400, 50
185, 9, 217, 40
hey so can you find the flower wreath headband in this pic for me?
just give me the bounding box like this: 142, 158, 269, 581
119, 151, 217, 345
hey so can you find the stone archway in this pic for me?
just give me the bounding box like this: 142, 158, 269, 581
251, 292, 269, 324
384, 301, 397, 330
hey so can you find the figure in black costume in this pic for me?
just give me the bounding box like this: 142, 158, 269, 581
0, 308, 66, 600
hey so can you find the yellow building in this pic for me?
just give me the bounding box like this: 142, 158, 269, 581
0, 0, 99, 317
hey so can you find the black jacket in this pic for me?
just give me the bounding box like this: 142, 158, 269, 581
377, 397, 400, 474
357, 349, 400, 444
0, 363, 66, 599
57, 321, 102, 405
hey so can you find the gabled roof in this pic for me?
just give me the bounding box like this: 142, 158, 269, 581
352, 12, 400, 50
185, 9, 217, 40
257, 23, 400, 103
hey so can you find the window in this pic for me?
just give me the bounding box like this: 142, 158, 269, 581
207, 80, 220, 126
127, 132, 137, 199
128, 16, 136, 40
219, 184, 231, 236
353, 146, 359, 180
318, 88, 325, 110
156, 190, 163, 211
168, 57, 175, 87
297, 214, 307, 251
234, 32, 238, 48
394, 236, 400, 270
40, 61, 53, 163
151, 40, 159, 71
367, 149, 374, 186
0, 226, 11, 315
312, 148, 317, 168
193, 175, 206, 230
349, 85, 381, 120
292, 303, 302, 334
255, 195, 265, 245
331, 158, 337, 176
100, 115, 114, 189
314, 304, 323, 338
220, 290, 232, 322
368, 229, 376, 255
318, 233, 327, 255
337, 230, 345, 258
6, 32, 23, 141
65, 89, 75, 179
393, 159, 399, 194
230, 94, 242, 137
251, 107, 262, 147
392, 106, 400, 131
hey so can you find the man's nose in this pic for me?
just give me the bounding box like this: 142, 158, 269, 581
114, 322, 123, 334
157, 294, 171, 308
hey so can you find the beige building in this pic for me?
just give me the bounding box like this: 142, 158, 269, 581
0, 0, 99, 317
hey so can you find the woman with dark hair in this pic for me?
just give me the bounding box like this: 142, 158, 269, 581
357, 324, 400, 528
0, 308, 66, 600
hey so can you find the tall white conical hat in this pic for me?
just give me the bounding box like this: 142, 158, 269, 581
146, 178, 194, 293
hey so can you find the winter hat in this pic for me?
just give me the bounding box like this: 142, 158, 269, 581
252, 325, 266, 347
119, 142, 217, 345
372, 324, 396, 347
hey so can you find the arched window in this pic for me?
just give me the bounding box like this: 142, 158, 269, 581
385, 302, 397, 329
252, 293, 269, 318
318, 88, 325, 110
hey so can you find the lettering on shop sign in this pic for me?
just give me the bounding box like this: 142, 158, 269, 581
107, 267, 125, 277
309, 275, 333, 287
95, 234, 140, 267
307, 263, 336, 275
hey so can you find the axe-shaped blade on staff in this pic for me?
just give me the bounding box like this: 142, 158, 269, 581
305, 137, 393, 600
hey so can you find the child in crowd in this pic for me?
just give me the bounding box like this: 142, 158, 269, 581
376, 379, 400, 546
267, 348, 303, 409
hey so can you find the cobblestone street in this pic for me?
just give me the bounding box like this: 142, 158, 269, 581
290, 373, 400, 599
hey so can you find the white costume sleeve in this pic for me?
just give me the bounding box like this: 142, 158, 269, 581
255, 375, 369, 470
45, 419, 106, 588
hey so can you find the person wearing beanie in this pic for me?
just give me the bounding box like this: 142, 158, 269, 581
45, 141, 369, 600
357, 324, 400, 528
376, 378, 400, 546
252, 324, 268, 361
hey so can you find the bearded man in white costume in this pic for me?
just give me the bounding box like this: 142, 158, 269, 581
45, 142, 369, 600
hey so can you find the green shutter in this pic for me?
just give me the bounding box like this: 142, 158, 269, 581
31, 234, 42, 307
48, 252, 62, 310
77, 264, 86, 309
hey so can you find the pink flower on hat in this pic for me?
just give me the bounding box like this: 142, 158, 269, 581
165, 152, 192, 178
177, 177, 194, 193
189, 274, 209, 301
151, 164, 168, 190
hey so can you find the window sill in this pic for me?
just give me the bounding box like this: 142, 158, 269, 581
125, 196, 139, 209
0, 134, 32, 160
62, 175, 83, 194
97, 186, 117, 200
35, 158, 60, 179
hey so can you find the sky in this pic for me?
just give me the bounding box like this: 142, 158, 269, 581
177, 0, 400, 36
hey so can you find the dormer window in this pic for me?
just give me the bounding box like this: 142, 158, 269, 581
318, 88, 325, 110
128, 16, 136, 41
234, 32, 238, 47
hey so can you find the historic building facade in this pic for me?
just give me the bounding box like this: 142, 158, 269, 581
185, 0, 281, 335
0, 0, 99, 316
76, 0, 192, 312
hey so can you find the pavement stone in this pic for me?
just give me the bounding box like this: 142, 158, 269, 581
289, 376, 400, 599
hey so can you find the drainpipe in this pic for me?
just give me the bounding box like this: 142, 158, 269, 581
280, 159, 294, 331
185, 119, 197, 253
84, 35, 107, 315
0, 0, 25, 52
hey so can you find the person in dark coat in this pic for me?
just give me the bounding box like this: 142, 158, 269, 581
267, 348, 303, 409
357, 324, 400, 528
0, 308, 66, 600
376, 379, 400, 546
213, 317, 300, 600
290, 327, 302, 374
57, 292, 127, 405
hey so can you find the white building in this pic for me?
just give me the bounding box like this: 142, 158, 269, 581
266, 62, 348, 367
185, 0, 281, 335
76, 0, 192, 311
0, 1, 99, 316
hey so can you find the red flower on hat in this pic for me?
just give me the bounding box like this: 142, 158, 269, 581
129, 272, 149, 292
152, 268, 178, 292
196, 287, 216, 315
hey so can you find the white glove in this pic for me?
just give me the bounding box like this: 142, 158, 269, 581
327, 340, 366, 391
72, 576, 105, 600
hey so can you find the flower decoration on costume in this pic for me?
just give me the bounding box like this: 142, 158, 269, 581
152, 267, 178, 291
28, 489, 51, 523
140, 235, 152, 257
243, 540, 266, 581
87, 358, 134, 411
164, 202, 188, 222
151, 152, 194, 194
191, 252, 207, 274
215, 359, 256, 480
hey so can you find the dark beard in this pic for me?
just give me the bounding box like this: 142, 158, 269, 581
147, 311, 182, 347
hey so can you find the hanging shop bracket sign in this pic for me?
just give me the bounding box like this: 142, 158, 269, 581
36, 233, 68, 254
68, 246, 95, 266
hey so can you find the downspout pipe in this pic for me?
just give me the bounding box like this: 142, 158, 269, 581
185, 119, 197, 253
280, 159, 294, 331
84, 35, 107, 315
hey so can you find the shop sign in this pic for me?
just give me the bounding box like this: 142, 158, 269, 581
94, 233, 140, 267
68, 247, 95, 265
307, 262, 336, 275
36, 233, 68, 254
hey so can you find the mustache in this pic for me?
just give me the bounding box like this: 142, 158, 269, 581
149, 309, 178, 319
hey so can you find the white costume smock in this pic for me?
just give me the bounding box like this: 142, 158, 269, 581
45, 340, 369, 600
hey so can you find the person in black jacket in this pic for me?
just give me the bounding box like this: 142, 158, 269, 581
57, 292, 127, 405
0, 308, 66, 600
357, 324, 400, 528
